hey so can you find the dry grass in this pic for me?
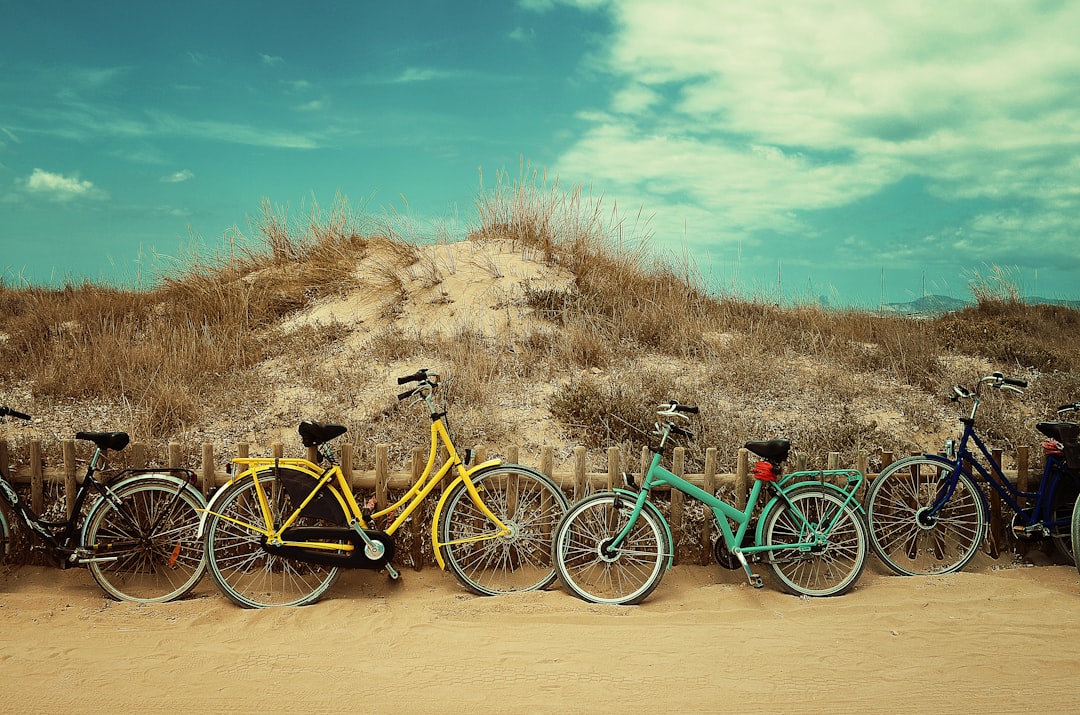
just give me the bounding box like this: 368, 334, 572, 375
1, 179, 1079, 479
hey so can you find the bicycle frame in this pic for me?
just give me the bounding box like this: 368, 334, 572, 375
200, 412, 511, 571
928, 419, 1073, 528
612, 449, 864, 581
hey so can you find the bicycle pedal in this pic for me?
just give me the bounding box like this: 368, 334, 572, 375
750, 575, 764, 589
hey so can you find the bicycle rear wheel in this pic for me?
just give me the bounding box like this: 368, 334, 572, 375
204, 471, 342, 608
1047, 464, 1080, 562
439, 464, 568, 595
1, 499, 27, 580
865, 457, 986, 575
552, 492, 669, 605
82, 477, 207, 603
762, 486, 867, 596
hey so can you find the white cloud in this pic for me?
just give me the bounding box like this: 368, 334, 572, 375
552, 0, 1080, 269
295, 99, 324, 112
261, 53, 284, 66
23, 168, 104, 201
161, 169, 194, 183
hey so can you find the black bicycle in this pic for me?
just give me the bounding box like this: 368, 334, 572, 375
0, 405, 207, 602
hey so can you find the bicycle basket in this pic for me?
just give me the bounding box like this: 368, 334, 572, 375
275, 468, 348, 525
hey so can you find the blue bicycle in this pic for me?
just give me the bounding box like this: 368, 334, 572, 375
865, 373, 1080, 575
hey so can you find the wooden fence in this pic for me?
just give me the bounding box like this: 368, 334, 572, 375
0, 438, 1035, 566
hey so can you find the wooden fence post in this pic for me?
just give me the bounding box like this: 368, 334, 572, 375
701, 447, 717, 565
131, 442, 148, 469
30, 440, 43, 515
573, 446, 586, 501
168, 442, 181, 470
0, 439, 8, 478
340, 443, 354, 489
63, 440, 77, 518
671, 446, 685, 564
200, 443, 215, 496
410, 446, 425, 571
272, 442, 283, 459
375, 444, 389, 511
735, 448, 749, 510
988, 448, 1003, 558
606, 447, 619, 489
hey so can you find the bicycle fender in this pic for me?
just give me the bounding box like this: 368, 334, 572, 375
109, 472, 206, 502
429, 459, 504, 570
610, 488, 676, 570
753, 482, 862, 546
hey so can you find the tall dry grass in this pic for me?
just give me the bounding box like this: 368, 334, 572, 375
1, 177, 1078, 475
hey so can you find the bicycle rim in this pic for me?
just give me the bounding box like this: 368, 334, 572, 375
553, 493, 667, 605
439, 465, 568, 595
204, 473, 341, 608
1073, 495, 1080, 577
764, 487, 867, 597
83, 479, 207, 603
866, 458, 986, 575
1048, 466, 1080, 562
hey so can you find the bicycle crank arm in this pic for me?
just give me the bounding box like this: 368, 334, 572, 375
733, 549, 764, 588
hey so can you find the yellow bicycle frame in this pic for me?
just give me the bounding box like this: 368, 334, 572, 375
203, 416, 511, 568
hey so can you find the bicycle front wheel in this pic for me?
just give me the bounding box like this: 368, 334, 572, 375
1073, 493, 1080, 576
762, 486, 867, 597
865, 457, 986, 575
552, 492, 669, 605
439, 464, 569, 596
82, 477, 207, 603
204, 471, 342, 608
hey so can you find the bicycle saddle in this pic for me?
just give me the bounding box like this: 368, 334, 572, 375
744, 439, 790, 463
75, 431, 130, 452
299, 421, 348, 447
1036, 421, 1079, 445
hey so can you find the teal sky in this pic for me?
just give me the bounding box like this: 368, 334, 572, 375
2, 1, 1078, 306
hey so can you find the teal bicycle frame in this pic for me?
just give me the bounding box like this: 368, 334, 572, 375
610, 450, 865, 588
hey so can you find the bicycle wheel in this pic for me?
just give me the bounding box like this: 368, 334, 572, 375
1073, 494, 1080, 576
1, 499, 26, 580
438, 464, 569, 596
204, 471, 343, 608
865, 457, 986, 575
762, 485, 868, 597
552, 492, 669, 605
1047, 464, 1080, 562
82, 477, 207, 603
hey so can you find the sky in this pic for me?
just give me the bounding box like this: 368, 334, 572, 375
2, 0, 1079, 306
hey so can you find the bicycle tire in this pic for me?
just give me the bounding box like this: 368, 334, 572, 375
552, 491, 669, 605
762, 485, 868, 596
865, 456, 986, 575
1073, 493, 1080, 576
1, 498, 26, 580
82, 476, 207, 603
204, 470, 343, 608
1047, 464, 1080, 562
439, 464, 569, 596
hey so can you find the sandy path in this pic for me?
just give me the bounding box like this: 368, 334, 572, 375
2, 555, 1079, 714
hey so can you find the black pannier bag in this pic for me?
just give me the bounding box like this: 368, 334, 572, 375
274, 467, 348, 525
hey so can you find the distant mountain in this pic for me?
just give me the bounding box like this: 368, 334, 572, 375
881, 294, 1080, 315
881, 294, 969, 315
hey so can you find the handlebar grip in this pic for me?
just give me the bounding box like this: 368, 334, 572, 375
397, 370, 426, 385
1058, 403, 1080, 414
671, 425, 695, 439
0, 406, 31, 420
677, 404, 699, 414
397, 388, 415, 401
1003, 377, 1027, 388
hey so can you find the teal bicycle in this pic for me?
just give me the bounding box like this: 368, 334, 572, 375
552, 402, 868, 604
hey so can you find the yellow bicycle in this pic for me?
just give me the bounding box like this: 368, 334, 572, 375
199, 368, 568, 608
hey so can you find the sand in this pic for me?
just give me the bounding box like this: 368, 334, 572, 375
3, 553, 1079, 714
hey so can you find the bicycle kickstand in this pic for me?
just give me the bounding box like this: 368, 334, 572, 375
733, 549, 764, 589
384, 563, 400, 581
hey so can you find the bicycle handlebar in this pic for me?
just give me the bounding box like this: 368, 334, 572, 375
0, 406, 31, 420
397, 369, 430, 385
657, 401, 699, 415
1058, 402, 1080, 415
396, 368, 440, 401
